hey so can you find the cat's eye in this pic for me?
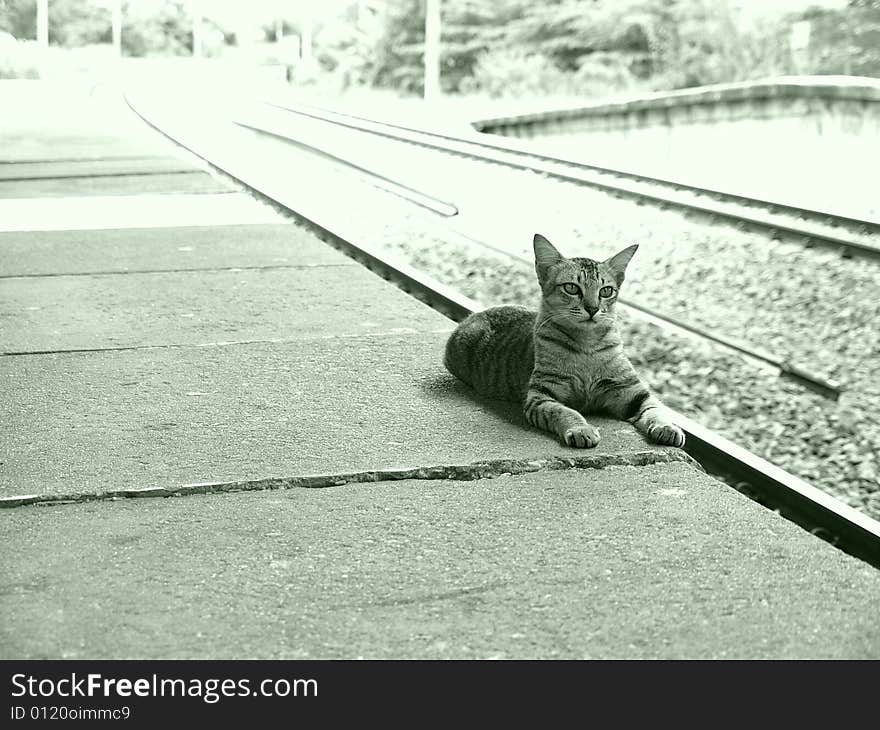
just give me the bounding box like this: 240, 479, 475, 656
599, 286, 615, 297
562, 283, 581, 295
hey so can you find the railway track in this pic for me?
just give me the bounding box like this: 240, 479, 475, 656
258, 98, 880, 262
125, 91, 880, 570
234, 106, 842, 402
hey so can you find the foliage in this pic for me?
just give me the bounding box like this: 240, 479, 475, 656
362, 0, 425, 93
460, 48, 568, 98
643, 0, 794, 89
0, 0, 108, 45
2, 0, 877, 92
359, 0, 803, 97
796, 1, 880, 77
438, 0, 524, 91
121, 1, 193, 57
363, 0, 651, 95
499, 0, 652, 73
357, 0, 880, 98
460, 47, 636, 98
0, 0, 222, 57
0, 0, 38, 40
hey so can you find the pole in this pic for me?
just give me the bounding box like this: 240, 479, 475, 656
36, 0, 49, 48
191, 0, 202, 58
424, 0, 440, 101
112, 0, 122, 57
301, 16, 312, 64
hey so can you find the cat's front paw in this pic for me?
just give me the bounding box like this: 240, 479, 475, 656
648, 422, 685, 448
564, 424, 600, 449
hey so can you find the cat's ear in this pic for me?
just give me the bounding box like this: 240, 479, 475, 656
605, 244, 638, 282
533, 234, 563, 277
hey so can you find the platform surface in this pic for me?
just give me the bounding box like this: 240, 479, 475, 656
1, 220, 677, 499
2, 79, 879, 660
0, 224, 326, 276
0, 171, 232, 197
3, 463, 880, 659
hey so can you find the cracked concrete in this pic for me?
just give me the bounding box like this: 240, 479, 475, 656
0, 220, 679, 502
3, 463, 880, 659
0, 449, 694, 507
0, 333, 683, 501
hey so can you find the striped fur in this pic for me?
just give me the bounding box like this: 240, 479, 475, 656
444, 234, 685, 449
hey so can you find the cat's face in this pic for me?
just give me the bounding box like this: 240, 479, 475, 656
533, 234, 638, 332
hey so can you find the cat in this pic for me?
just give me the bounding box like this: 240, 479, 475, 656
444, 233, 685, 449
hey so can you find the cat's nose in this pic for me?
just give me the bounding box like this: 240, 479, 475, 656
584, 305, 599, 319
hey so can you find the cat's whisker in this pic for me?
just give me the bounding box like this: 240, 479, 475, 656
535, 311, 569, 335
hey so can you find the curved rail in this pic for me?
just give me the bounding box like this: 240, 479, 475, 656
126, 92, 880, 570
236, 121, 458, 217
262, 98, 880, 261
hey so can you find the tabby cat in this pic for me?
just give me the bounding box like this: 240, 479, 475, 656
444, 234, 685, 449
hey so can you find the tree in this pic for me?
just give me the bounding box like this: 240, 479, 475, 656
0, 0, 232, 56
348, 0, 876, 97
500, 0, 650, 73
120, 0, 194, 57
365, 0, 424, 93
0, 0, 109, 46
364, 0, 651, 95
792, 0, 880, 77
439, 0, 523, 91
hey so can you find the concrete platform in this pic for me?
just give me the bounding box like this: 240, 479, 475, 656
1, 223, 677, 501
0, 130, 173, 164
0, 334, 680, 500
1, 259, 448, 352
0, 155, 233, 197
0, 157, 202, 179
0, 172, 231, 197
0, 80, 176, 162
2, 463, 879, 659
0, 193, 283, 232
0, 224, 341, 276
2, 79, 879, 661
